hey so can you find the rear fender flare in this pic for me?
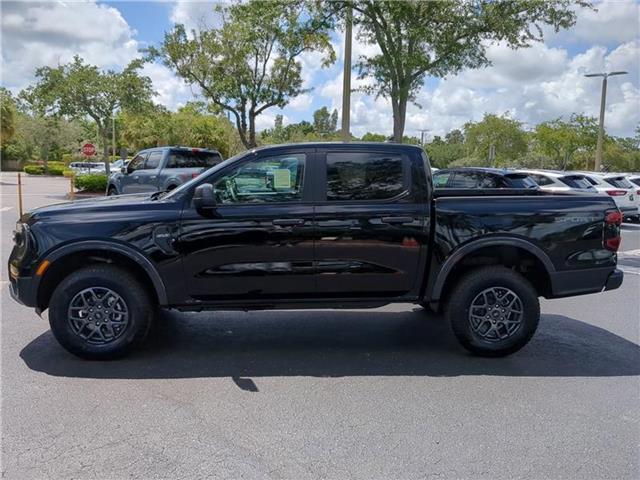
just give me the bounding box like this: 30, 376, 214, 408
429, 236, 555, 302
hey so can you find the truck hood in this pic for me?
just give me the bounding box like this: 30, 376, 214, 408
23, 193, 160, 223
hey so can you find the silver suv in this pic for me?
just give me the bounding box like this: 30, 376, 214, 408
107, 147, 223, 195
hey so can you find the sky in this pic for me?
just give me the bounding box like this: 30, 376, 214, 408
1, 0, 639, 139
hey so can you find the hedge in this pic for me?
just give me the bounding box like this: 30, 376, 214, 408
23, 162, 66, 175
75, 174, 108, 192
23, 165, 44, 175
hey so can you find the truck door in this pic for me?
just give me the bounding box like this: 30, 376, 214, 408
177, 148, 316, 301
121, 152, 148, 194
135, 150, 163, 193
313, 148, 428, 297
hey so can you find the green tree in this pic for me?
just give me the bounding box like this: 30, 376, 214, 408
1, 88, 17, 146
533, 114, 598, 169
313, 106, 339, 137
350, 0, 589, 142
426, 130, 467, 168
120, 103, 238, 157
152, 0, 336, 149
21, 56, 154, 172
360, 132, 387, 142
461, 113, 528, 166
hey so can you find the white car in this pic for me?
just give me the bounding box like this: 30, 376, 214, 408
579, 172, 639, 222
68, 162, 106, 175
517, 170, 597, 195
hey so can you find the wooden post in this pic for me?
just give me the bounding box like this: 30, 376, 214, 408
69, 173, 75, 201
17, 172, 24, 218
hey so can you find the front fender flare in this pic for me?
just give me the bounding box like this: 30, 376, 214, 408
41, 240, 168, 305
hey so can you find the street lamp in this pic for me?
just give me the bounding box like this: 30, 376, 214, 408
584, 71, 628, 171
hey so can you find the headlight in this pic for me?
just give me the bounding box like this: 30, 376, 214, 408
13, 222, 26, 248
12, 222, 31, 260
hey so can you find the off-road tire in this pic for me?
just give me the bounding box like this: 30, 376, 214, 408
49, 265, 153, 360
446, 266, 540, 357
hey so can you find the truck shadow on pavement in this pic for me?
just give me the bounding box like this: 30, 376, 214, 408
20, 310, 640, 382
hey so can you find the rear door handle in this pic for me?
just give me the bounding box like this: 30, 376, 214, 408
272, 218, 305, 227
381, 216, 414, 225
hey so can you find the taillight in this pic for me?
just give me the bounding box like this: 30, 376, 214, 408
191, 173, 200, 179
605, 211, 623, 224
606, 190, 627, 197
636, 189, 640, 196
603, 210, 622, 251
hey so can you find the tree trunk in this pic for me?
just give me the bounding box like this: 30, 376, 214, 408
392, 95, 408, 143
248, 112, 257, 149
100, 130, 111, 175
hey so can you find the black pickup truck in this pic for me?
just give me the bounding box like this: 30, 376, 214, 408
9, 142, 624, 359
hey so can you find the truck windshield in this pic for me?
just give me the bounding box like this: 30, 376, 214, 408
167, 150, 223, 168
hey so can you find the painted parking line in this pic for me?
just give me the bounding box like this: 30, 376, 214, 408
0, 206, 13, 211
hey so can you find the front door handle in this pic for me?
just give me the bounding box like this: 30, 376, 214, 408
381, 216, 414, 225
273, 218, 305, 227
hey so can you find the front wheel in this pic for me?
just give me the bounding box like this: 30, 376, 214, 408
107, 186, 118, 196
446, 266, 540, 357
49, 265, 153, 360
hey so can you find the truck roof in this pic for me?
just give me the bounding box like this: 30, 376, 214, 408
247, 141, 425, 154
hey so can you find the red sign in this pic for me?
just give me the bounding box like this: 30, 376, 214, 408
81, 143, 96, 156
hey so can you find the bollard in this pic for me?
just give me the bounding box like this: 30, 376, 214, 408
17, 172, 24, 218
69, 173, 75, 201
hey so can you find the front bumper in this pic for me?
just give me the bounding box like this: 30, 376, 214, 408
9, 275, 38, 308
549, 267, 623, 298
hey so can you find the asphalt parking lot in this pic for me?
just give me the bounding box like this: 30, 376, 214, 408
1, 173, 639, 480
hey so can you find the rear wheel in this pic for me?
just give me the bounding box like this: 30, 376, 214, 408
49, 265, 153, 360
446, 266, 539, 357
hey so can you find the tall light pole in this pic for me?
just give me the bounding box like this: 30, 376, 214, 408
341, 5, 352, 141
584, 71, 627, 171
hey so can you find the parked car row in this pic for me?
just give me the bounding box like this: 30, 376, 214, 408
68, 159, 129, 175
433, 167, 640, 222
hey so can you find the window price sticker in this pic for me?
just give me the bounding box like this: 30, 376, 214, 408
273, 169, 292, 189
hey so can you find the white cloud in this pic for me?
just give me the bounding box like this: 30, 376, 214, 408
140, 62, 195, 111
569, 0, 639, 45
309, 35, 639, 139
170, 1, 224, 33
1, 1, 139, 92
287, 93, 313, 112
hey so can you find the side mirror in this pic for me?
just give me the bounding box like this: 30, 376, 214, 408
193, 184, 216, 210
121, 167, 127, 174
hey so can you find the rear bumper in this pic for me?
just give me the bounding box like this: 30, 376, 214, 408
604, 268, 624, 291
549, 267, 623, 298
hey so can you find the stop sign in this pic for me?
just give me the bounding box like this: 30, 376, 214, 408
81, 143, 96, 156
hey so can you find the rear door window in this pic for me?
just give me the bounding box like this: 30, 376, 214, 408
529, 174, 554, 186
325, 151, 406, 201
505, 174, 538, 188
559, 175, 593, 189
604, 177, 633, 189
433, 172, 451, 188
449, 172, 479, 188
167, 150, 223, 169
